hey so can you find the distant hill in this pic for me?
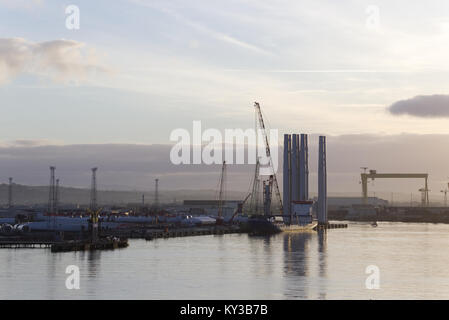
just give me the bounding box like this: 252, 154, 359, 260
0, 183, 248, 207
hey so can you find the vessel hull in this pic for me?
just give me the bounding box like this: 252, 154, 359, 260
248, 217, 317, 235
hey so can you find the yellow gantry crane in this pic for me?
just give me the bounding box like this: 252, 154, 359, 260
360, 169, 429, 206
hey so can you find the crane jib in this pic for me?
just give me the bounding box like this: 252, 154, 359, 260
254, 102, 283, 213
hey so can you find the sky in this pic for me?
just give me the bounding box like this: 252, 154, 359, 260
2, 0, 449, 198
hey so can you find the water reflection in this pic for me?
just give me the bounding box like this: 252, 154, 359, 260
3, 223, 449, 299
46, 252, 58, 300
248, 235, 277, 282
317, 230, 327, 299
283, 232, 311, 276
280, 231, 329, 299
262, 236, 274, 275
87, 250, 101, 277
87, 250, 101, 297
283, 232, 312, 299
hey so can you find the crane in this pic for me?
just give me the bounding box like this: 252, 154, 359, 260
263, 175, 274, 216
254, 102, 283, 213
248, 158, 261, 214
87, 207, 102, 243
217, 161, 226, 224
229, 192, 251, 224
361, 170, 429, 206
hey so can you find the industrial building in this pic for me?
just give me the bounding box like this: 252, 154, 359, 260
314, 197, 388, 210
181, 200, 240, 217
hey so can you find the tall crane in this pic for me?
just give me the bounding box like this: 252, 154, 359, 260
229, 192, 251, 223
263, 175, 274, 216
248, 158, 261, 214
254, 102, 283, 213
217, 161, 227, 223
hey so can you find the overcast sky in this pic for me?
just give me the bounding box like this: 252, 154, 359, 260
2, 1, 449, 198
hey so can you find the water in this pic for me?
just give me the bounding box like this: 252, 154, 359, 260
1, 222, 449, 299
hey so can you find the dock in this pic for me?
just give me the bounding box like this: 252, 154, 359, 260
0, 241, 54, 249
50, 238, 128, 252
0, 238, 128, 252
145, 225, 242, 241
314, 223, 348, 231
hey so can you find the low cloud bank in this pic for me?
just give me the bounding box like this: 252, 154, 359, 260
388, 95, 449, 118
2, 134, 449, 199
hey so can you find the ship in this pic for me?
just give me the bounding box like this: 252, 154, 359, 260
243, 104, 327, 235
247, 216, 317, 235
247, 201, 317, 235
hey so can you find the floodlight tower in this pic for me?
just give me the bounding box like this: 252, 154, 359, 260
154, 179, 159, 210
90, 168, 98, 211
8, 177, 13, 209
48, 166, 56, 214
441, 188, 448, 207
55, 179, 60, 214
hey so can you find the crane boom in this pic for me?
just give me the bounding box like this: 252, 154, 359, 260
217, 161, 226, 219
254, 102, 283, 213
229, 192, 251, 223
248, 158, 261, 214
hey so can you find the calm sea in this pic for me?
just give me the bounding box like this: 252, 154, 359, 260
1, 222, 448, 299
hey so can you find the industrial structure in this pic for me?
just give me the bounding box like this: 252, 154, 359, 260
282, 134, 291, 216
248, 158, 261, 214
441, 185, 449, 207
282, 134, 313, 213
282, 133, 327, 225
55, 179, 59, 214
48, 166, 56, 214
299, 134, 309, 201
317, 136, 327, 225
217, 161, 226, 222
254, 102, 283, 213
263, 175, 273, 216
90, 167, 98, 210
360, 170, 429, 206
182, 200, 240, 217
8, 177, 12, 209
154, 178, 159, 210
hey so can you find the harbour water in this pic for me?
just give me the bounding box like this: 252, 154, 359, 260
1, 221, 449, 299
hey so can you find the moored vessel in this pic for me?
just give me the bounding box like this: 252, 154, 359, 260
247, 215, 317, 235
247, 201, 317, 235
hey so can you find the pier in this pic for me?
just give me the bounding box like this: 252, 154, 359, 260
0, 241, 54, 249
145, 225, 243, 241
50, 238, 128, 252
314, 223, 348, 231
0, 238, 128, 252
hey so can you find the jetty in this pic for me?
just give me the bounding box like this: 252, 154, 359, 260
50, 238, 128, 252
145, 225, 243, 241
314, 223, 348, 231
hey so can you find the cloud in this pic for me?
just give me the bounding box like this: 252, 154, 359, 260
0, 139, 61, 148
0, 38, 108, 84
0, 0, 43, 9
388, 95, 449, 118
131, 0, 273, 56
